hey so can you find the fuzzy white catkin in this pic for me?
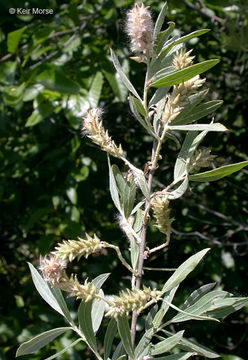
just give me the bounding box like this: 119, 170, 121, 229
126, 3, 154, 54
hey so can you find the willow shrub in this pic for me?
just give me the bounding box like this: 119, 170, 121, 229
16, 3, 248, 360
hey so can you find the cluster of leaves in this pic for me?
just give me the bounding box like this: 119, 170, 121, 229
0, 0, 248, 359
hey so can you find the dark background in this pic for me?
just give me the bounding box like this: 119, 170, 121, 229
0, 0, 247, 359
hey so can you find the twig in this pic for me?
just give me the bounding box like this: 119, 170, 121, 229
104, 242, 138, 276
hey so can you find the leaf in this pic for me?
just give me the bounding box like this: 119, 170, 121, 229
129, 95, 152, 134
49, 286, 74, 324
110, 49, 141, 101
36, 69, 80, 94
108, 156, 122, 212
153, 2, 168, 38
162, 330, 219, 358
104, 318, 117, 360
44, 338, 82, 360
112, 342, 125, 360
189, 161, 248, 182
25, 103, 54, 127
168, 123, 227, 132
151, 331, 184, 355
134, 327, 154, 359
78, 300, 98, 353
16, 327, 71, 357
162, 248, 210, 293
145, 304, 158, 330
174, 29, 210, 46
149, 87, 170, 108
168, 177, 189, 200
89, 72, 103, 108
132, 96, 146, 117
170, 89, 209, 125
206, 297, 248, 319
28, 262, 66, 317
172, 100, 223, 126
161, 285, 179, 317
174, 130, 209, 180
153, 66, 178, 82
126, 161, 150, 200
92, 290, 106, 333
92, 273, 110, 291
7, 26, 27, 53
155, 22, 175, 54
117, 316, 134, 358
181, 283, 216, 310
153, 353, 194, 360
151, 59, 220, 87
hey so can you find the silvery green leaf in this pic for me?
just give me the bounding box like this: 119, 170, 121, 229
92, 273, 110, 291
189, 160, 248, 182
153, 66, 177, 82
28, 262, 65, 317
127, 161, 150, 200
145, 304, 158, 330
206, 297, 248, 319
181, 283, 216, 310
161, 285, 179, 316
78, 300, 98, 353
155, 22, 175, 54
104, 318, 117, 360
16, 327, 72, 357
153, 2, 168, 38
173, 29, 210, 46
162, 248, 210, 293
172, 100, 223, 126
110, 49, 141, 101
92, 290, 106, 333
162, 330, 220, 358
168, 177, 189, 200
112, 342, 125, 360
134, 327, 154, 359
151, 59, 220, 88
44, 338, 82, 360
153, 352, 194, 360
108, 156, 122, 212
151, 331, 184, 355
170, 89, 208, 125
149, 87, 169, 108
168, 123, 227, 132
50, 286, 74, 325
117, 316, 134, 358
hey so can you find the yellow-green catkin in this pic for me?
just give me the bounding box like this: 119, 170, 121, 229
59, 275, 97, 302
151, 195, 174, 238
162, 49, 206, 124
189, 148, 216, 173
82, 108, 124, 159
53, 233, 105, 262
105, 286, 161, 318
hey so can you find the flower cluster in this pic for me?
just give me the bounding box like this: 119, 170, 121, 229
162, 49, 206, 124
59, 275, 97, 301
82, 108, 124, 159
105, 286, 161, 318
39, 255, 67, 286
53, 233, 105, 262
189, 148, 216, 173
126, 3, 154, 54
151, 195, 174, 237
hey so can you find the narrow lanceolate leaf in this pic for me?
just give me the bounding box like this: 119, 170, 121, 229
153, 352, 194, 360
155, 22, 175, 54
110, 49, 141, 101
92, 290, 106, 333
168, 123, 227, 132
108, 156, 122, 212
173, 29, 210, 47
132, 96, 146, 117
206, 297, 248, 319
88, 72, 103, 108
181, 283, 216, 310
134, 328, 154, 359
161, 285, 179, 317
151, 59, 219, 88
189, 161, 248, 182
104, 318, 117, 360
151, 331, 184, 355
92, 273, 111, 291
16, 327, 71, 357
153, 2, 168, 38
50, 286, 74, 324
129, 95, 151, 134
168, 177, 189, 200
162, 248, 210, 293
117, 316, 134, 358
126, 161, 150, 200
44, 338, 82, 360
162, 330, 220, 358
28, 263, 65, 317
172, 100, 223, 126
78, 300, 98, 353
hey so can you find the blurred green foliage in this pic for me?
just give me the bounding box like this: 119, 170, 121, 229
0, 0, 247, 359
